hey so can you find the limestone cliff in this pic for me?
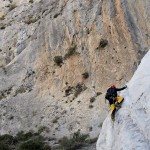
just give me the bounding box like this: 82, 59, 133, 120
0, 0, 150, 146
97, 50, 150, 150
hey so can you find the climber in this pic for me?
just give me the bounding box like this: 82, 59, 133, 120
105, 84, 127, 121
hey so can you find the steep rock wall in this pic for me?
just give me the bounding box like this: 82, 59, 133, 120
96, 51, 150, 150
0, 0, 150, 142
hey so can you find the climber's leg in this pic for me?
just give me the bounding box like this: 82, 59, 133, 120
110, 104, 116, 121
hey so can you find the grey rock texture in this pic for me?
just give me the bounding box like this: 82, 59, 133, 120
0, 0, 150, 148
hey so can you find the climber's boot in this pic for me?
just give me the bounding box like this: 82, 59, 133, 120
115, 102, 121, 108
116, 96, 124, 104
111, 113, 115, 121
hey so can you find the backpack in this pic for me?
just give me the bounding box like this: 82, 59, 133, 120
105, 88, 116, 100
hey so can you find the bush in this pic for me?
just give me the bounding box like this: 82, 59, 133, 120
90, 97, 96, 103
52, 118, 59, 124
24, 15, 38, 24
0, 15, 5, 20
0, 24, 6, 30
0, 143, 10, 150
89, 105, 93, 109
65, 86, 73, 96
0, 131, 51, 150
74, 83, 87, 98
65, 83, 87, 98
14, 131, 43, 144
54, 56, 63, 66
86, 137, 98, 144
29, 0, 34, 3
53, 13, 60, 18
99, 39, 108, 48
64, 46, 78, 59
96, 92, 102, 96
82, 72, 89, 79
59, 130, 89, 150
0, 93, 6, 101
8, 4, 17, 11
17, 139, 44, 150
13, 86, 27, 97
42, 9, 48, 14
0, 134, 14, 145
38, 126, 49, 134
43, 144, 51, 150
15, 131, 35, 142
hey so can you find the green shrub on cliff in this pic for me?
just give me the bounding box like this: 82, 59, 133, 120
0, 131, 51, 150
99, 39, 108, 48
59, 130, 89, 150
64, 45, 78, 59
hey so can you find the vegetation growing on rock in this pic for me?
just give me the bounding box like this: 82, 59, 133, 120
24, 15, 39, 24
54, 56, 63, 66
99, 39, 108, 48
7, 3, 17, 11
59, 130, 89, 150
0, 131, 51, 150
64, 46, 78, 59
82, 72, 89, 79
54, 13, 60, 18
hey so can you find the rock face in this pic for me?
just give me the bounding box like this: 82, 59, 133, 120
0, 0, 150, 144
96, 51, 150, 150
